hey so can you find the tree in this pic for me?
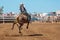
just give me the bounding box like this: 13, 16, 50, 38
0, 6, 4, 14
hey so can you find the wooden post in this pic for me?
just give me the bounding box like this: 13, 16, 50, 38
3, 14, 4, 24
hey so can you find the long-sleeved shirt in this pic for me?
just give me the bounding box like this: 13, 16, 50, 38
20, 5, 27, 13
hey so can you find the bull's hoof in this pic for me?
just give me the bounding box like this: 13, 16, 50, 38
19, 32, 23, 36
19, 31, 21, 33
26, 27, 28, 29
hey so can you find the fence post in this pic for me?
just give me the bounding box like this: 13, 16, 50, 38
3, 14, 4, 24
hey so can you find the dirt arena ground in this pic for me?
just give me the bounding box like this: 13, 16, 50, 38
0, 22, 60, 40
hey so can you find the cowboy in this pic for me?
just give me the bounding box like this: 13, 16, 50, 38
19, 3, 31, 21
20, 3, 27, 15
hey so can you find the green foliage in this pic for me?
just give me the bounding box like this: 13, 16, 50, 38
0, 6, 4, 14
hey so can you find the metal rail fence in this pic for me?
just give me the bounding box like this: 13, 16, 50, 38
0, 16, 16, 23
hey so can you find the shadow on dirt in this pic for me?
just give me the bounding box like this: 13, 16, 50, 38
28, 34, 43, 36
5, 34, 43, 37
